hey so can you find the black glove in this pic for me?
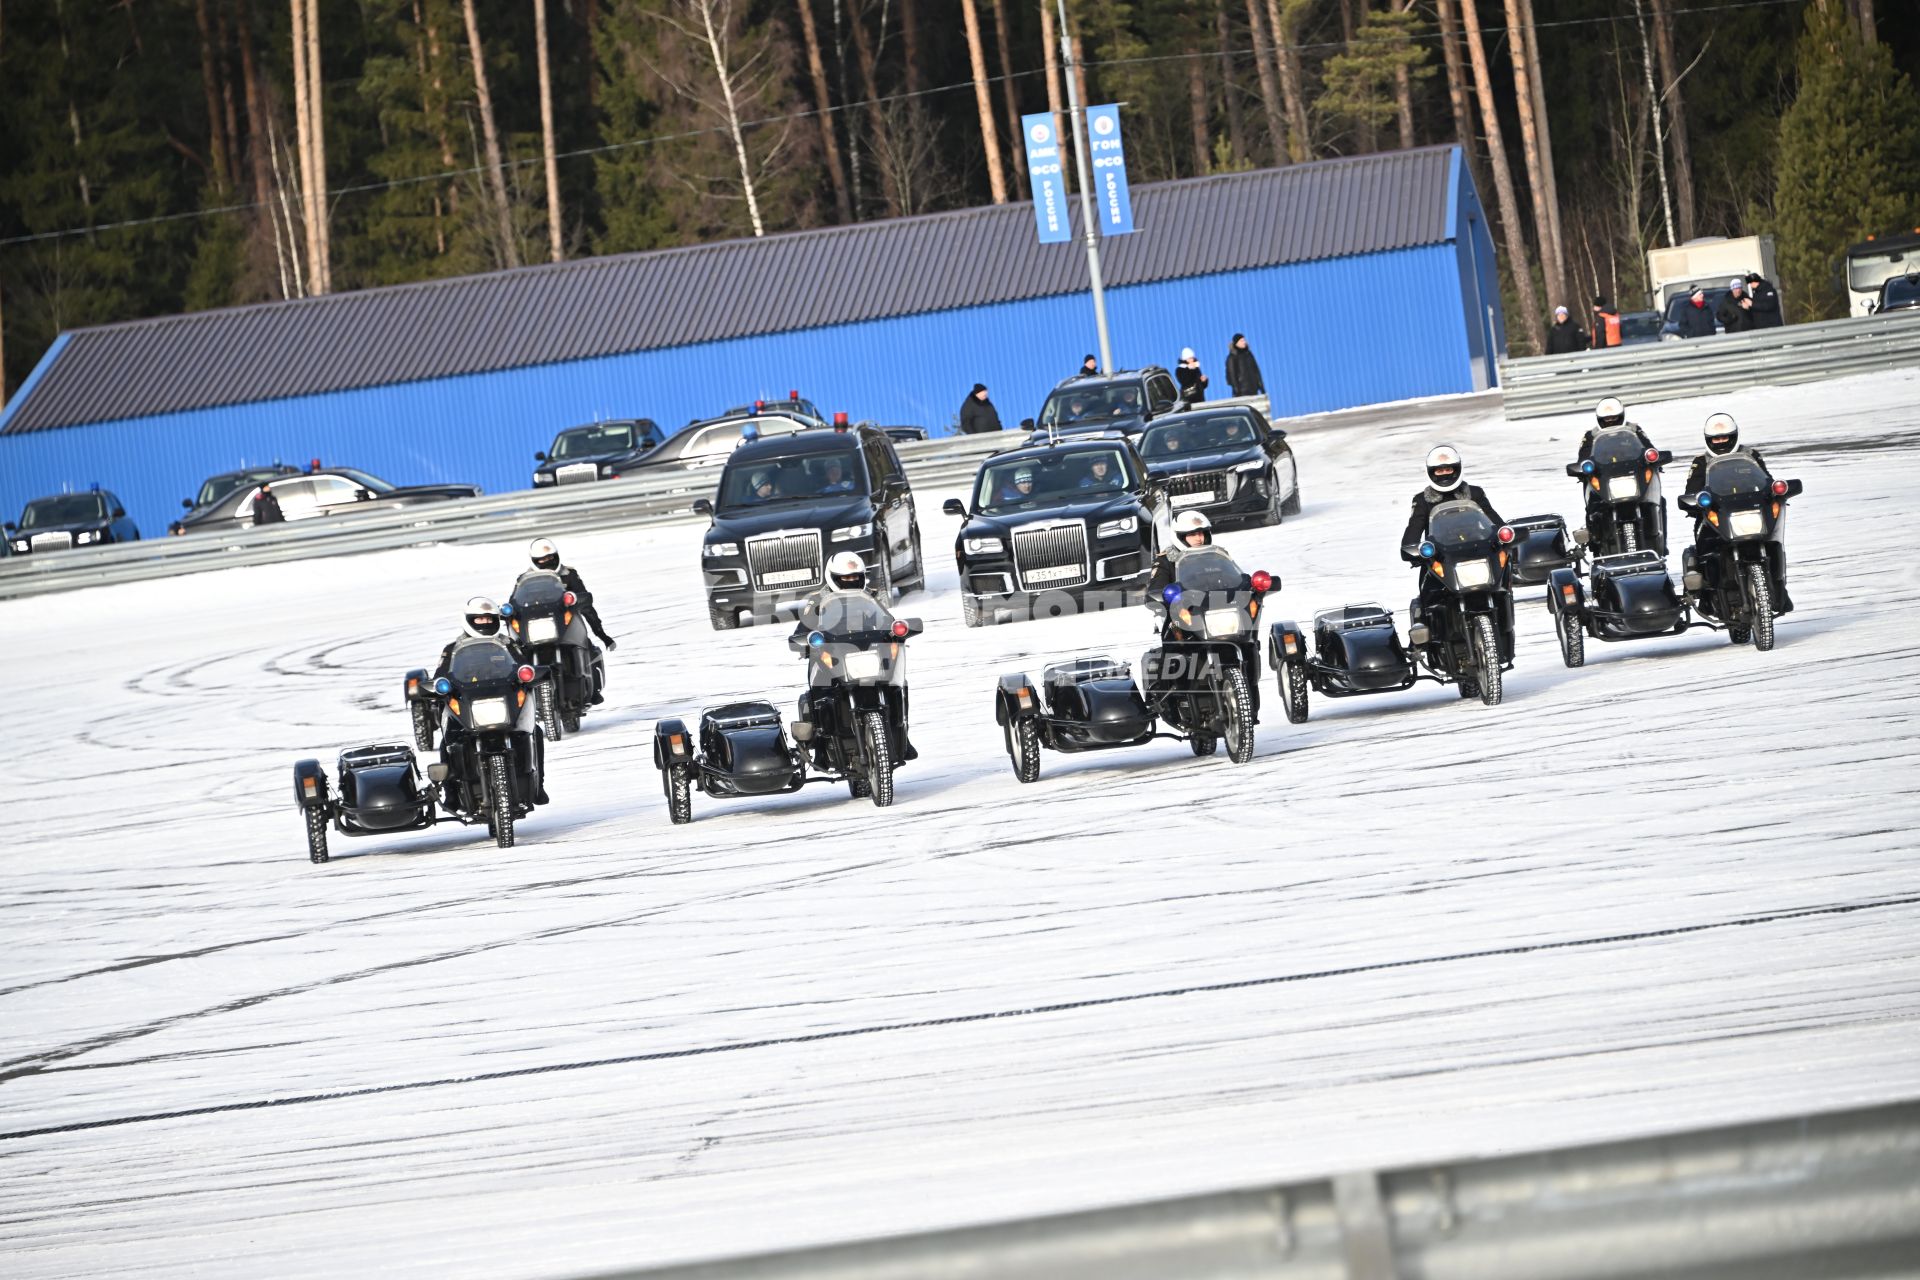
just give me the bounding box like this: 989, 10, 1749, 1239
602, 637, 617, 652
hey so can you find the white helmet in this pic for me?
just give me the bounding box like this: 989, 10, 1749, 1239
1595, 397, 1626, 428
1703, 412, 1739, 455
826, 550, 867, 592
462, 596, 503, 638
1425, 445, 1465, 492
528, 537, 560, 570
1172, 510, 1214, 546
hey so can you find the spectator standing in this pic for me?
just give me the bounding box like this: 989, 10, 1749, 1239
1591, 297, 1622, 348
1077, 354, 1099, 377
1174, 347, 1209, 402
1546, 305, 1590, 354
251, 482, 285, 526
959, 383, 1004, 434
1745, 273, 1783, 328
1716, 278, 1756, 334
1224, 334, 1265, 396
1676, 288, 1718, 338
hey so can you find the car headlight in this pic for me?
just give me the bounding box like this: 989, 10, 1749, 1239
1233, 459, 1266, 473
533, 472, 555, 485
1095, 515, 1136, 538
704, 541, 740, 557
11, 541, 30, 552
964, 535, 1005, 555
76, 530, 101, 544
831, 522, 873, 541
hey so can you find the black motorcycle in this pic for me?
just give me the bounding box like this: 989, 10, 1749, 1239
1407, 501, 1517, 706
1678, 455, 1802, 651
1569, 428, 1673, 557
430, 637, 548, 846
997, 548, 1271, 779
504, 569, 603, 740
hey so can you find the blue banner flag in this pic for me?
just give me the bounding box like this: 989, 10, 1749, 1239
1085, 104, 1136, 236
1020, 113, 1071, 244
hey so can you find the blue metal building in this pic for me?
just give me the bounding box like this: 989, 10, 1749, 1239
0, 145, 1502, 537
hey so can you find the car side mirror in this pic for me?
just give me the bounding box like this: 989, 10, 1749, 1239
113, 506, 127, 518
181, 498, 194, 509
535, 451, 547, 461
692, 497, 713, 517
942, 498, 967, 517
1564, 462, 1583, 477
2, 522, 14, 531
355, 489, 372, 501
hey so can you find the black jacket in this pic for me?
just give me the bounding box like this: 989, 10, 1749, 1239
1174, 363, 1208, 402
1746, 278, 1783, 328
1400, 484, 1505, 562
1716, 293, 1756, 334
1683, 447, 1767, 496
557, 565, 613, 645
1225, 345, 1264, 396
1577, 422, 1656, 461
251, 490, 285, 525
959, 394, 1003, 434
1675, 299, 1718, 338
1546, 319, 1590, 354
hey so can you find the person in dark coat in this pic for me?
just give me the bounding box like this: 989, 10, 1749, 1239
1545, 305, 1590, 354
959, 384, 1003, 434
1716, 278, 1756, 334
1174, 348, 1208, 402
1745, 273, 1783, 328
1224, 334, 1264, 396
1077, 354, 1099, 378
1675, 289, 1718, 338
251, 483, 285, 525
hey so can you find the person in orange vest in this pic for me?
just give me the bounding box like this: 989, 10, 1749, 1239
1591, 296, 1622, 348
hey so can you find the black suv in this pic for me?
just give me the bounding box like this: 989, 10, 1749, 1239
7, 488, 141, 554
1034, 366, 1188, 438
944, 432, 1161, 627
1871, 272, 1920, 315
1136, 405, 1300, 529
532, 419, 665, 487
694, 423, 924, 630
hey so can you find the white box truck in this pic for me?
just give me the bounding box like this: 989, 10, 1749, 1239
1646, 235, 1779, 337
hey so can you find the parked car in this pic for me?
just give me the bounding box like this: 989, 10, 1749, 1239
1870, 272, 1920, 315
722, 393, 827, 428
7, 487, 141, 554
180, 464, 302, 520
532, 419, 665, 487
1659, 288, 1731, 341
945, 431, 1162, 628
170, 466, 481, 535
1136, 405, 1300, 529
694, 422, 923, 629
1616, 311, 1664, 346
1035, 367, 1188, 438
642, 412, 818, 485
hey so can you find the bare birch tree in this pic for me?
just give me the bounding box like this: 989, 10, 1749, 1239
1458, 0, 1542, 352
1647, 0, 1695, 241
534, 0, 565, 261
1632, 0, 1675, 246
960, 0, 1008, 202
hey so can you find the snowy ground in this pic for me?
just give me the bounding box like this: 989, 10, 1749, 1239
3, 368, 1918, 1278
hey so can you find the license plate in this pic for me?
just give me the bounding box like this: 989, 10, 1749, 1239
843, 651, 883, 679
1025, 564, 1082, 584
1203, 611, 1244, 637
1607, 476, 1639, 500
1454, 560, 1492, 588
556, 464, 598, 484
1172, 491, 1215, 508
1729, 510, 1766, 537
526, 617, 558, 643
470, 698, 510, 727
762, 567, 816, 585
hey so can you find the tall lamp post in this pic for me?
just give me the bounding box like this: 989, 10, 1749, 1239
1056, 0, 1114, 373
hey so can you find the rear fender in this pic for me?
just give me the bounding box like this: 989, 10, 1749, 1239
293, 758, 330, 810
996, 672, 1039, 725
1547, 567, 1585, 617
1267, 620, 1306, 670
653, 718, 694, 771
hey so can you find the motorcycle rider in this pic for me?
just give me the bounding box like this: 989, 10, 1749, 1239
522, 537, 614, 702
431, 597, 549, 805
1577, 396, 1659, 460
790, 550, 916, 760
1401, 446, 1506, 614
1145, 510, 1217, 607
1680, 412, 1790, 611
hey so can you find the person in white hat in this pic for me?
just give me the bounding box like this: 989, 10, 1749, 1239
1174, 347, 1209, 403
1546, 303, 1590, 353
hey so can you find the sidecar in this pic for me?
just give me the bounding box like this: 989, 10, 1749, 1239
293, 744, 437, 864
1266, 604, 1418, 723
1505, 514, 1580, 586
1546, 551, 1691, 667
654, 701, 807, 823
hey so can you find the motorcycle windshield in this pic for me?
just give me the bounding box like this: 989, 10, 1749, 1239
447, 639, 519, 689
1428, 502, 1496, 554
812, 593, 894, 639
1589, 429, 1646, 468
511, 571, 567, 613
1704, 455, 1770, 498
1172, 548, 1247, 592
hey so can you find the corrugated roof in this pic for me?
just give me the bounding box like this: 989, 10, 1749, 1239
3, 146, 1457, 434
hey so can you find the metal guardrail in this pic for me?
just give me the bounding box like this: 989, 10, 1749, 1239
0, 396, 1292, 601
598, 1101, 1920, 1280
1497, 310, 1920, 419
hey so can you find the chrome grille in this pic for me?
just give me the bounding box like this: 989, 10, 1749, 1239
30, 532, 74, 551
746, 530, 823, 591
1012, 522, 1090, 591
1165, 470, 1235, 507
555, 463, 599, 484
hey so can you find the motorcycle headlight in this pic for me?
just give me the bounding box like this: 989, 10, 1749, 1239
831, 522, 873, 541
704, 541, 740, 557
533, 472, 555, 485
1453, 559, 1494, 589
964, 535, 1005, 555
1232, 459, 1266, 473
1095, 515, 1137, 539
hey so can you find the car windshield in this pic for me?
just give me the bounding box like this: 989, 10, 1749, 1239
1039, 384, 1146, 426
448, 640, 519, 684
976, 447, 1132, 512
552, 424, 638, 458
333, 468, 396, 494
196, 471, 277, 507
1666, 290, 1730, 324
1881, 276, 1920, 307
1704, 455, 1770, 497
510, 570, 567, 611
1429, 501, 1496, 548
1589, 429, 1647, 467
1619, 312, 1662, 340
21, 494, 107, 527
1172, 547, 1247, 592
1849, 250, 1911, 291
718, 448, 865, 508
1139, 413, 1259, 459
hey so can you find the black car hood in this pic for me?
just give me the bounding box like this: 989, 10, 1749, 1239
961, 492, 1141, 541
1144, 445, 1262, 476
12, 519, 109, 538
707, 497, 872, 542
